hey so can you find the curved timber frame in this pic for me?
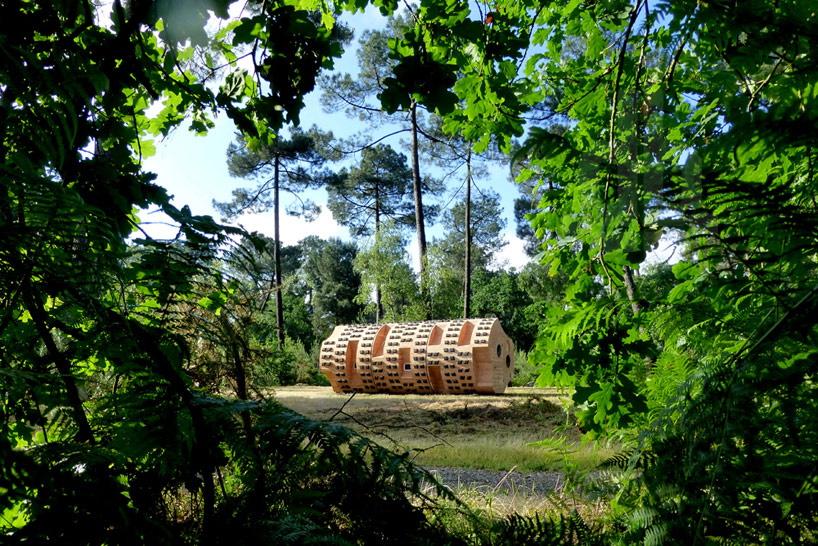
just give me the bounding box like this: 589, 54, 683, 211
320, 318, 515, 394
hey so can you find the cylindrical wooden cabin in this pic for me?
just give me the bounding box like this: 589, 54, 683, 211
319, 318, 514, 394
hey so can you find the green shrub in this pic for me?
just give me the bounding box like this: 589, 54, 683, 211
512, 350, 539, 387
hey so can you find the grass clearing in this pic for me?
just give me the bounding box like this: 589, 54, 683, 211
273, 386, 614, 473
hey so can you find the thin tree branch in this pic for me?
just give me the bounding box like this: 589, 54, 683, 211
328, 129, 411, 155
599, 0, 642, 291
325, 86, 384, 114
747, 57, 784, 112
328, 392, 357, 421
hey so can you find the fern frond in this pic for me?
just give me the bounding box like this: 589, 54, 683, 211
492, 512, 604, 545
598, 446, 657, 472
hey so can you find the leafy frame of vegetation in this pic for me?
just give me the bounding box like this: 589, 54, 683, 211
3, 0, 817, 545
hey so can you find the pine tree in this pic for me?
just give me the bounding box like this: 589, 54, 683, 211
215, 127, 334, 345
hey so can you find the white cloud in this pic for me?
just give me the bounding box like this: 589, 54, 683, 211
498, 236, 532, 271
133, 207, 182, 241
405, 236, 419, 272
407, 233, 531, 274
233, 206, 349, 246
645, 233, 681, 266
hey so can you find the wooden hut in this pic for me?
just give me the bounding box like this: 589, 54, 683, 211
319, 318, 514, 394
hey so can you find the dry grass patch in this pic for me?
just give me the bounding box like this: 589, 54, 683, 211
273, 386, 609, 473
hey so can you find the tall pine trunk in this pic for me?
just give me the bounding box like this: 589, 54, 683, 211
409, 100, 430, 319
374, 182, 383, 323
273, 153, 285, 345
463, 148, 472, 319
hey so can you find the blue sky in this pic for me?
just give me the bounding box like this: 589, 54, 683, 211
139, 7, 532, 270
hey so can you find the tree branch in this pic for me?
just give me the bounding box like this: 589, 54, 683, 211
328, 129, 410, 155
598, 0, 642, 291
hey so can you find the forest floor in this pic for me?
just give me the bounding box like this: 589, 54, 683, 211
274, 386, 618, 514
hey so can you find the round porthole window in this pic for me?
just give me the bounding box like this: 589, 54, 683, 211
506, 355, 511, 368
496, 344, 502, 357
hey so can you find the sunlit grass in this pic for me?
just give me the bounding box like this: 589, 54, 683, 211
273, 386, 624, 536
273, 386, 615, 474
410, 436, 557, 472
423, 468, 619, 538
403, 434, 619, 473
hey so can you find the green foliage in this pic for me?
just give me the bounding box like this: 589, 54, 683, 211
321, 14, 409, 122
353, 219, 422, 322
216, 126, 337, 347
625, 290, 818, 545
634, 263, 675, 304
426, 243, 466, 319
326, 144, 417, 238
490, 513, 604, 546
282, 336, 327, 386
217, 126, 334, 222
251, 336, 299, 388
471, 269, 537, 351
208, 402, 463, 545
495, 0, 818, 541
396, 0, 818, 541
433, 189, 508, 275
0, 1, 457, 543
530, 292, 653, 438
6, 0, 818, 543
302, 237, 363, 338
510, 350, 538, 387
282, 290, 317, 348
320, 10, 445, 317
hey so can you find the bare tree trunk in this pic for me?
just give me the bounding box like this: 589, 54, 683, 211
374, 183, 383, 323
463, 148, 472, 319
623, 45, 646, 318
410, 100, 430, 319
273, 154, 285, 346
